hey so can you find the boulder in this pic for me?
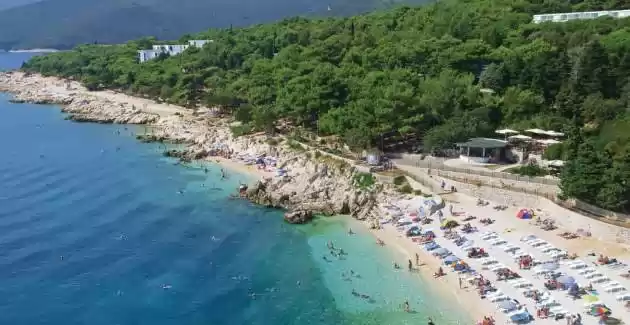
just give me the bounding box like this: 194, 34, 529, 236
284, 210, 313, 224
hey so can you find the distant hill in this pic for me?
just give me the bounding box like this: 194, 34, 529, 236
0, 0, 41, 11
0, 0, 431, 50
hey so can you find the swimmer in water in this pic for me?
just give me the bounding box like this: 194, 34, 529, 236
404, 300, 410, 312
177, 190, 184, 194
428, 317, 435, 325
204, 168, 208, 174
162, 284, 172, 289
322, 256, 331, 262
352, 289, 359, 297
348, 228, 354, 235
394, 262, 400, 269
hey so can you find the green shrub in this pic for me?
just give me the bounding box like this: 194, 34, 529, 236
287, 140, 305, 151
230, 123, 254, 136
393, 175, 406, 186
506, 164, 549, 177
353, 172, 375, 189
267, 138, 279, 146
399, 184, 413, 193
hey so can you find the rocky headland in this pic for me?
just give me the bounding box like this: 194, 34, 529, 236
0, 71, 407, 225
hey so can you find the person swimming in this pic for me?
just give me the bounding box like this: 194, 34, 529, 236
348, 228, 354, 235
428, 317, 435, 325
403, 300, 410, 312
394, 262, 401, 269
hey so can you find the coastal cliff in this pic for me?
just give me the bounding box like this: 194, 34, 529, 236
0, 72, 159, 124
0, 71, 404, 224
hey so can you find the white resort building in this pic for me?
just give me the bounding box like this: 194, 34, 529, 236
532, 9, 630, 23
137, 40, 212, 63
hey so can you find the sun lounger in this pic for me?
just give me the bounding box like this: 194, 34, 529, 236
536, 300, 560, 308
485, 290, 504, 298
489, 263, 507, 271
585, 272, 604, 279
531, 241, 549, 248
490, 295, 510, 303
482, 235, 499, 241
480, 258, 498, 266
549, 251, 568, 259
578, 267, 596, 275
569, 262, 588, 269
591, 276, 610, 284
540, 246, 558, 253
489, 239, 507, 246
549, 306, 569, 317
513, 282, 533, 289
615, 293, 630, 301
604, 285, 626, 293
521, 235, 537, 242
602, 281, 621, 288
481, 231, 496, 236
504, 246, 519, 253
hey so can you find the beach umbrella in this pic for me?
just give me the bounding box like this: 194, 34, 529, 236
498, 300, 517, 310
434, 247, 450, 255
583, 295, 599, 303
557, 275, 576, 286
516, 209, 533, 219
444, 255, 459, 263
509, 311, 529, 322
591, 306, 610, 316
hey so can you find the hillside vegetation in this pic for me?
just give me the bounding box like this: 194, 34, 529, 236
22, 0, 630, 213
0, 0, 428, 50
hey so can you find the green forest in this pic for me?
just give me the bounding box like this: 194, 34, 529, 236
22, 0, 630, 213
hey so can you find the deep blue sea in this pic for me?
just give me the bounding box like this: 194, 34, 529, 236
0, 52, 469, 325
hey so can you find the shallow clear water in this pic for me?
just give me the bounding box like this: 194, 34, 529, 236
0, 53, 469, 325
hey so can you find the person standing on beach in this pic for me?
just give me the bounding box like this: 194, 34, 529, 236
408, 259, 413, 271
415, 253, 420, 266
458, 277, 462, 289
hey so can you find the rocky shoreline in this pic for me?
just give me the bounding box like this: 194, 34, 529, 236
0, 71, 406, 225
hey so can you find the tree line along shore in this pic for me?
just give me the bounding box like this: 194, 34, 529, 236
19, 0, 630, 214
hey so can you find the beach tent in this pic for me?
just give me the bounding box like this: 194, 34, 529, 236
516, 209, 533, 219
590, 306, 611, 316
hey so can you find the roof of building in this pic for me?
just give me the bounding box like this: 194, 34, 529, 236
456, 137, 508, 148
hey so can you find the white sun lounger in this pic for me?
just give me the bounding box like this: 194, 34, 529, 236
616, 293, 630, 301
480, 258, 498, 266
489, 263, 507, 271
578, 268, 596, 275
541, 246, 558, 253
521, 235, 537, 242
591, 276, 611, 284
569, 262, 588, 269
602, 281, 621, 288
604, 285, 626, 293
549, 251, 568, 259
489, 238, 507, 245
490, 295, 510, 303
531, 241, 549, 248
549, 306, 569, 317
482, 236, 499, 242
513, 282, 533, 289
536, 300, 560, 308
504, 246, 520, 253
485, 290, 504, 298
481, 230, 497, 236
585, 272, 604, 279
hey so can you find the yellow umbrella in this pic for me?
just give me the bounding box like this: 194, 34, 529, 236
583, 295, 599, 303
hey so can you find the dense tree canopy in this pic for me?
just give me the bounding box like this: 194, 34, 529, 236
22, 0, 630, 213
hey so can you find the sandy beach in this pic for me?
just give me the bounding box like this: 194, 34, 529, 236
3, 71, 630, 324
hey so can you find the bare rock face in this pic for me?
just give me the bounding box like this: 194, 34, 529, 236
284, 210, 313, 224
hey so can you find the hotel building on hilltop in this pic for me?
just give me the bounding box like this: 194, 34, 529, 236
532, 9, 630, 23
138, 40, 213, 63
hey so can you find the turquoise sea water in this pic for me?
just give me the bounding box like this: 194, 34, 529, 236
0, 53, 469, 325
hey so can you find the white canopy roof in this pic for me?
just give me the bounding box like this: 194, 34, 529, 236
546, 131, 564, 137
496, 129, 519, 135
508, 134, 533, 141
547, 160, 565, 167
536, 139, 561, 145
525, 128, 547, 135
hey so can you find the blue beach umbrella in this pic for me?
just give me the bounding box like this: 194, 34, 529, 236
557, 275, 576, 286
498, 300, 517, 311
510, 311, 530, 322
433, 247, 450, 256
444, 255, 459, 264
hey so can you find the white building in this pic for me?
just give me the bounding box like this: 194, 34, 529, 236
137, 40, 212, 63
532, 9, 630, 23
138, 49, 161, 63
188, 40, 212, 48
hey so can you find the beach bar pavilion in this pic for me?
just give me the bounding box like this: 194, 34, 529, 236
456, 138, 508, 163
